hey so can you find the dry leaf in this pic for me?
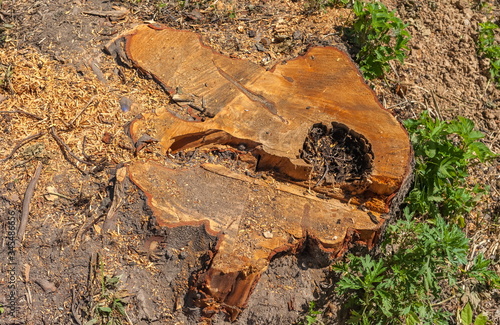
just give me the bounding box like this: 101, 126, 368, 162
45, 186, 59, 201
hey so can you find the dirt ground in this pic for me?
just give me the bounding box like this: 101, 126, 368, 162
0, 0, 499, 324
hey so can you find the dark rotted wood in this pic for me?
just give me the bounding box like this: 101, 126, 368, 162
114, 24, 413, 320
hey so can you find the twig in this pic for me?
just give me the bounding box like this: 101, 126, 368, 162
388, 60, 400, 81
432, 295, 456, 307
46, 190, 72, 200
18, 161, 43, 242
71, 288, 83, 325
430, 91, 443, 121
76, 213, 104, 241
98, 114, 113, 125
90, 60, 107, 84
83, 8, 128, 19
0, 109, 44, 120
102, 168, 127, 234
25, 282, 32, 305
0, 132, 44, 162
74, 196, 104, 242
186, 147, 199, 164
50, 127, 93, 167
81, 136, 93, 162
0, 10, 22, 17
69, 96, 96, 128
313, 163, 329, 188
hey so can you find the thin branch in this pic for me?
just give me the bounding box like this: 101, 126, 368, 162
50, 127, 94, 166
69, 96, 96, 128
18, 161, 43, 242
0, 109, 44, 120
81, 136, 93, 162
0, 132, 45, 162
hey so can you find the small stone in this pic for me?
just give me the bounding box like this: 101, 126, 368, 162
292, 30, 302, 40
35, 279, 57, 293
261, 54, 271, 65
260, 37, 271, 46
165, 248, 176, 260
255, 43, 266, 52
179, 251, 188, 260
248, 30, 256, 38
483, 111, 495, 120
263, 231, 273, 239
486, 120, 497, 130
186, 9, 202, 21
422, 28, 431, 36
436, 84, 446, 95
455, 0, 465, 10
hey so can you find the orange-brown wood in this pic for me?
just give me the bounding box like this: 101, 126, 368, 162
116, 24, 413, 320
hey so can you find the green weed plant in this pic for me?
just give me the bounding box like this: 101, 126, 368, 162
459, 302, 490, 325
332, 112, 499, 324
86, 261, 130, 325
334, 216, 499, 325
307, 0, 410, 79
403, 112, 497, 224
349, 1, 411, 79
304, 301, 323, 325
477, 21, 500, 87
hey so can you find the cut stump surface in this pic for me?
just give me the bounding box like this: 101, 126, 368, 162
115, 24, 413, 320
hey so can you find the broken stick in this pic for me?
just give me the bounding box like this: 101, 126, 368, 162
83, 8, 128, 20
50, 127, 93, 168
0, 109, 44, 120
0, 132, 45, 162
18, 161, 43, 242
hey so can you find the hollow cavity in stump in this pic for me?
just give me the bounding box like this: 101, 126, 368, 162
301, 122, 373, 188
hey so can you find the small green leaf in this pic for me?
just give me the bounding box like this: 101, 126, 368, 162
405, 311, 419, 325
474, 313, 489, 325
106, 276, 120, 285
460, 302, 473, 325
114, 300, 127, 317
98, 306, 112, 313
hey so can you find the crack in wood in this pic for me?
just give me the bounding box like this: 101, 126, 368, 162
212, 60, 286, 122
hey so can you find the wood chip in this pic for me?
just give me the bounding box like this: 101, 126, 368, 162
35, 279, 57, 293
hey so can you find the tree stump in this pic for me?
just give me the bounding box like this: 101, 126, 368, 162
111, 24, 413, 320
